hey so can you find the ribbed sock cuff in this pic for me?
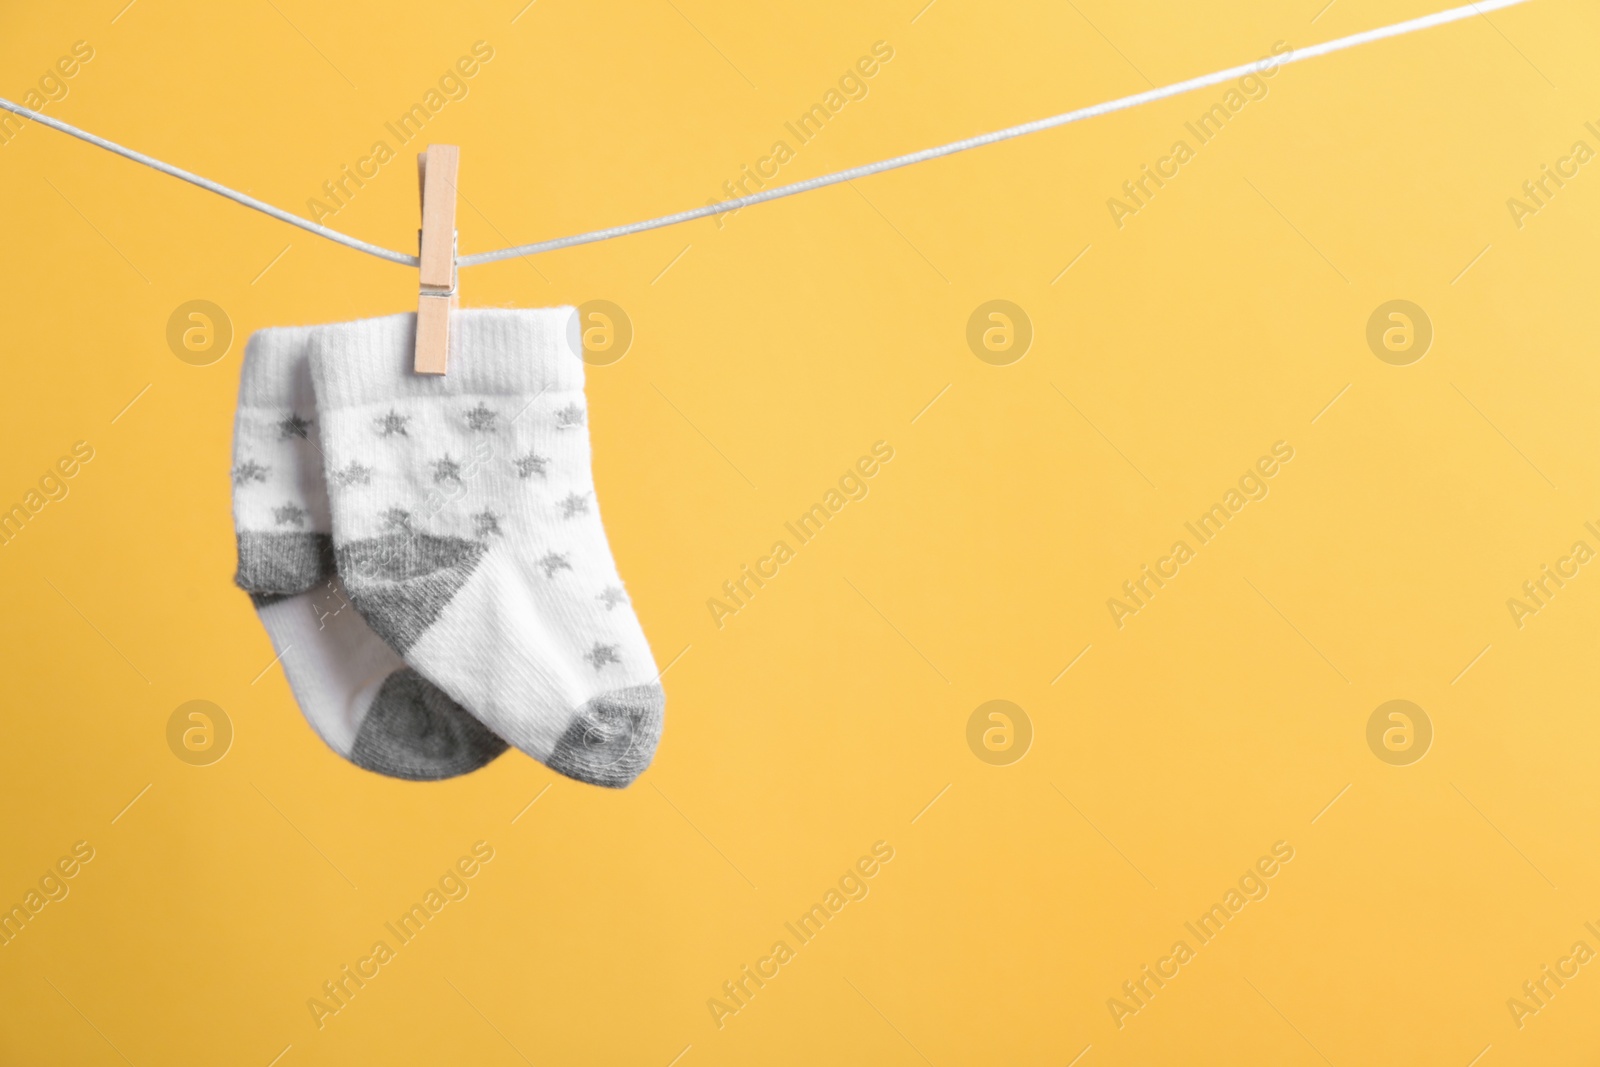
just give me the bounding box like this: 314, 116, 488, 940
307, 309, 584, 409
239, 325, 321, 410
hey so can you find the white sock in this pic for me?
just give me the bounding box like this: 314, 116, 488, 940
308, 309, 665, 788
231, 326, 507, 779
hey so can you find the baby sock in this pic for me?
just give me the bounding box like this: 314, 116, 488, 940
231, 326, 507, 780
307, 309, 664, 788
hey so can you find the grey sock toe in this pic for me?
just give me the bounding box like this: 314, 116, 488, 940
546, 684, 665, 789
350, 669, 508, 781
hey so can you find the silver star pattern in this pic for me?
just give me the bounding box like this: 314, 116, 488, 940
374, 410, 410, 437
598, 586, 628, 610
585, 642, 621, 670
433, 455, 462, 483
231, 460, 269, 485
273, 503, 308, 527
556, 403, 586, 430
465, 403, 499, 433
474, 510, 502, 538
332, 461, 372, 487
560, 493, 590, 519
277, 414, 312, 440
308, 579, 349, 631
538, 552, 571, 578
514, 452, 548, 479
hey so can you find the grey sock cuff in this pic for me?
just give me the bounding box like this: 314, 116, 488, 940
308, 309, 585, 410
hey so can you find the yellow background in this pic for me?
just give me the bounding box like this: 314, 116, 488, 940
1, 0, 1596, 1063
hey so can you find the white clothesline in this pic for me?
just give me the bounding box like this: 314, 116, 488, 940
0, 0, 1534, 269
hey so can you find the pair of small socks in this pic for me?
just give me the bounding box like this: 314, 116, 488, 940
230, 310, 664, 787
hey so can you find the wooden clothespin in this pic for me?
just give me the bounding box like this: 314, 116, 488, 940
414, 144, 460, 375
